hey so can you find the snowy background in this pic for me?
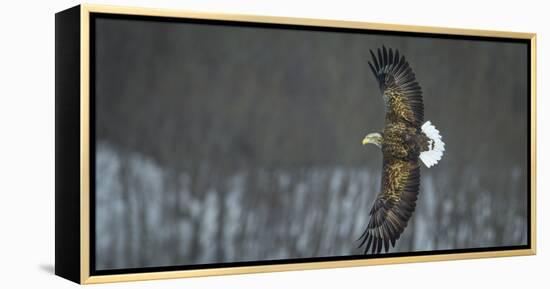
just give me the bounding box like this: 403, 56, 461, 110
93, 16, 529, 270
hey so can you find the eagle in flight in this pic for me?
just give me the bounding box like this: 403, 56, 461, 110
359, 46, 445, 254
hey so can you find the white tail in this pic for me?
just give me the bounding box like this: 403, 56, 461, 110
420, 121, 445, 168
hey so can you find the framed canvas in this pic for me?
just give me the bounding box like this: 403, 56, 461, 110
55, 4, 536, 284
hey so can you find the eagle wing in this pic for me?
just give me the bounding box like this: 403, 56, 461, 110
368, 46, 424, 127
359, 158, 420, 254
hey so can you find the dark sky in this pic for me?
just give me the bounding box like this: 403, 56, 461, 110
95, 16, 528, 172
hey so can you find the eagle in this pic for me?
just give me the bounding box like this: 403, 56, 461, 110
359, 46, 445, 254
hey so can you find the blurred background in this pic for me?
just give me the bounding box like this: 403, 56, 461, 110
93, 16, 529, 270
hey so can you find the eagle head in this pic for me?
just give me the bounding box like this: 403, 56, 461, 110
362, 132, 383, 148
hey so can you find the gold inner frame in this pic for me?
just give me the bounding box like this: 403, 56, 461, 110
79, 3, 537, 284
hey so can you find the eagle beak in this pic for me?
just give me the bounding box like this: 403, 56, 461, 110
362, 137, 369, 145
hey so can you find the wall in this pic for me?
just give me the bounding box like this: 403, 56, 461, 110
0, 0, 545, 288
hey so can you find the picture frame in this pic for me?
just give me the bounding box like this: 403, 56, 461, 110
55, 4, 536, 284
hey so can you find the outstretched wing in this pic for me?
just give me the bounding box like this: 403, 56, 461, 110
359, 158, 420, 254
368, 46, 424, 127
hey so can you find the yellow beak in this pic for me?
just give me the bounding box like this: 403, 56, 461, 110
362, 137, 369, 145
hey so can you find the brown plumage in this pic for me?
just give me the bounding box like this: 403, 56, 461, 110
359, 46, 444, 254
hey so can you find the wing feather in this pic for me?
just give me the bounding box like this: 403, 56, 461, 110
368, 47, 424, 127
370, 49, 380, 71
360, 159, 421, 254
